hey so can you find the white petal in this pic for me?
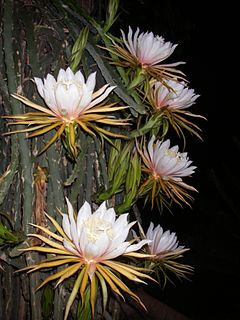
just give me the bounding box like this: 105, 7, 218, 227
74, 84, 92, 114
34, 77, 44, 97
74, 69, 85, 83
62, 214, 72, 240
55, 83, 81, 116
43, 87, 59, 114
84, 242, 100, 260
100, 242, 130, 260
65, 198, 79, 250
86, 72, 96, 93
63, 239, 80, 256
104, 208, 116, 223
93, 201, 107, 219
125, 239, 152, 253
87, 85, 116, 109
57, 68, 67, 82
77, 201, 92, 235
65, 67, 75, 81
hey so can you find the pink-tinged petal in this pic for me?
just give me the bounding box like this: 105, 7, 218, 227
88, 263, 96, 279
63, 239, 80, 256
156, 231, 176, 253
152, 80, 199, 110
151, 226, 164, 254
146, 222, 155, 239
122, 27, 180, 66
144, 136, 195, 180
121, 26, 135, 56
145, 223, 185, 257
146, 135, 155, 161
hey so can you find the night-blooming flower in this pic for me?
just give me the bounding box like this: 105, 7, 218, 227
18, 199, 153, 319
121, 27, 178, 68
3, 67, 129, 158
146, 222, 185, 258
150, 80, 199, 111
147, 79, 202, 139
143, 222, 193, 286
139, 135, 197, 209
103, 26, 185, 88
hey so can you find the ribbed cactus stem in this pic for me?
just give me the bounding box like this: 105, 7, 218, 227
2, 1, 41, 319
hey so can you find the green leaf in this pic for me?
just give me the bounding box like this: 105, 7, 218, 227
77, 285, 92, 320
70, 26, 89, 72
0, 222, 24, 246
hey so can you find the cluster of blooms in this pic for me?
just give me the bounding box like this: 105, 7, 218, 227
20, 198, 191, 319
101, 26, 202, 210
2, 13, 200, 318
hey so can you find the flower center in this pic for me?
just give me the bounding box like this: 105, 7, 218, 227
83, 217, 113, 243
165, 149, 183, 162
56, 80, 83, 117
60, 80, 82, 91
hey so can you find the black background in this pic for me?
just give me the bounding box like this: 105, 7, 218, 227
114, 1, 239, 319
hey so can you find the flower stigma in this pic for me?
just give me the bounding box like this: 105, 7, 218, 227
83, 217, 113, 243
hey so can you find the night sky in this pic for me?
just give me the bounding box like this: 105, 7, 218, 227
115, 1, 239, 319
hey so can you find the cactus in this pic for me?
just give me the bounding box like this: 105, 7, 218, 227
0, 1, 120, 319
0, 1, 202, 319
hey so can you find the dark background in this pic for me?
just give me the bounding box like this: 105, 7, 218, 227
115, 1, 239, 319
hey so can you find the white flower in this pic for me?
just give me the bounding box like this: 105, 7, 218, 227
21, 198, 154, 320
121, 26, 181, 67
34, 67, 115, 120
62, 198, 150, 276
143, 136, 196, 181
146, 222, 184, 258
143, 222, 193, 283
139, 136, 197, 207
9, 67, 128, 157
152, 80, 200, 111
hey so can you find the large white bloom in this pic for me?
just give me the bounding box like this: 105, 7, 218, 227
62, 198, 150, 276
143, 136, 196, 181
121, 26, 179, 67
146, 222, 184, 258
22, 199, 153, 320
152, 80, 200, 111
8, 67, 127, 157
34, 67, 115, 120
